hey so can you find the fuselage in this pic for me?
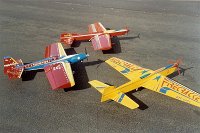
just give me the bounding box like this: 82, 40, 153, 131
16, 53, 88, 71
113, 63, 179, 94
62, 29, 129, 41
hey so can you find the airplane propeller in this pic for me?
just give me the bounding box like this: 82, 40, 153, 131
85, 48, 89, 61
137, 33, 140, 39
168, 58, 183, 75
125, 26, 129, 35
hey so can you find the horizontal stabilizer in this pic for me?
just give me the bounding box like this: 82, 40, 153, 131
112, 92, 139, 109
88, 80, 109, 93
4, 56, 24, 79
89, 80, 139, 109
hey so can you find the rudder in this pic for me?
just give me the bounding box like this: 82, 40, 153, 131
89, 80, 139, 109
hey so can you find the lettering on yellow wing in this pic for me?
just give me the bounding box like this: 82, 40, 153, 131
110, 58, 143, 71
161, 78, 200, 103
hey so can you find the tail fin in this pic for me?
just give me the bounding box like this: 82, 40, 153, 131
4, 56, 24, 79
89, 80, 139, 109
60, 33, 75, 45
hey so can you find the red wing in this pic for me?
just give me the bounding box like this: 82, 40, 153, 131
44, 43, 66, 58
88, 22, 106, 33
44, 62, 75, 90
91, 34, 112, 50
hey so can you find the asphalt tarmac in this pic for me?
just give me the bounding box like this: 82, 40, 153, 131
1, 0, 200, 133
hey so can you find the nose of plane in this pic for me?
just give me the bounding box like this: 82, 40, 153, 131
68, 53, 90, 64
79, 53, 89, 60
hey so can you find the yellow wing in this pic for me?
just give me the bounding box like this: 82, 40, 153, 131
142, 74, 200, 108
105, 57, 153, 81
89, 80, 139, 109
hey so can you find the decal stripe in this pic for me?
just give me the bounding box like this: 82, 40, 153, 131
118, 93, 125, 103
95, 35, 101, 49
91, 24, 97, 33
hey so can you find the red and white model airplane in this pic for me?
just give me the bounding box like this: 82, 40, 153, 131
4, 43, 89, 90
60, 22, 129, 51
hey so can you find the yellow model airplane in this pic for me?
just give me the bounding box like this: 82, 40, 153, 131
89, 57, 200, 109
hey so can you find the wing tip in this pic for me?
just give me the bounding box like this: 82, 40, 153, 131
130, 104, 139, 110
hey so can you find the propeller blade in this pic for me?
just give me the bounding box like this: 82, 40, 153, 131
85, 47, 87, 55
177, 68, 181, 75
137, 33, 140, 39
167, 58, 183, 76
84, 48, 89, 61
125, 26, 129, 35
177, 58, 183, 65
168, 60, 175, 64
168, 58, 183, 65
96, 64, 101, 69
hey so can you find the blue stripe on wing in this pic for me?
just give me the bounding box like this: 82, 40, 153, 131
118, 93, 125, 103
120, 68, 130, 74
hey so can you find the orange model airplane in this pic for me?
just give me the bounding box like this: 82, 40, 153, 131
60, 22, 129, 51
